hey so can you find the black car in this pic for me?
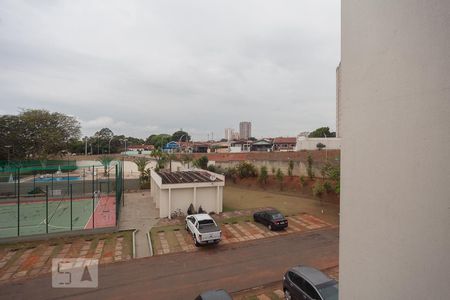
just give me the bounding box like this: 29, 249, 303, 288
195, 289, 232, 300
253, 209, 288, 230
283, 265, 338, 300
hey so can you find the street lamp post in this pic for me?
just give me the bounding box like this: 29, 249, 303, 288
120, 139, 128, 153
108, 137, 114, 154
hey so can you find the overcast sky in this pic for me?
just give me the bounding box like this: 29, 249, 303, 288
0, 0, 340, 140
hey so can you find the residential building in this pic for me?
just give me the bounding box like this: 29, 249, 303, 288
250, 139, 273, 152
340, 1, 450, 299
150, 170, 225, 219
272, 137, 296, 151
239, 121, 252, 140
229, 140, 252, 152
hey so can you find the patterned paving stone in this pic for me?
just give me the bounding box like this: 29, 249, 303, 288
0, 250, 18, 269
274, 289, 284, 298
257, 294, 271, 300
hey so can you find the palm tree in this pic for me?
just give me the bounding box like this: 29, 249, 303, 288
97, 155, 114, 176
134, 157, 151, 180
151, 149, 168, 170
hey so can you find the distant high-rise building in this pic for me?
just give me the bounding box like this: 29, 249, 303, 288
239, 121, 252, 140
224, 128, 234, 141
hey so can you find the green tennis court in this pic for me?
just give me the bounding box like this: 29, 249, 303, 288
0, 197, 99, 238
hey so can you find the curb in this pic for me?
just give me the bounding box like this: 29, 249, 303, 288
132, 229, 138, 259
146, 232, 153, 257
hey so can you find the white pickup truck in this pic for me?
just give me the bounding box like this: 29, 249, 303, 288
185, 214, 222, 246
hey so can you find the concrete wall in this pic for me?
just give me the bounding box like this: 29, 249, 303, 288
340, 1, 450, 299
214, 159, 332, 178
295, 137, 341, 151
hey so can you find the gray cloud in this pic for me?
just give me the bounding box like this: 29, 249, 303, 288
0, 0, 340, 140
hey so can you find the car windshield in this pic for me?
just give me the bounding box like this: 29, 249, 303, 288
198, 219, 215, 229
270, 213, 284, 220
317, 281, 339, 300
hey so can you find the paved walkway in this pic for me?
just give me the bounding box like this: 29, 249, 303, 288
119, 191, 159, 258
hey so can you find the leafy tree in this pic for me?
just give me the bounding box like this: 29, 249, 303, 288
316, 143, 326, 150
146, 134, 172, 149
194, 156, 209, 170
171, 130, 191, 142
288, 160, 294, 176
0, 109, 81, 160
258, 166, 268, 186
308, 127, 336, 138
307, 154, 315, 180
275, 168, 284, 190
97, 155, 114, 176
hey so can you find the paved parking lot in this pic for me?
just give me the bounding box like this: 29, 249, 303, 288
0, 231, 133, 283
151, 213, 333, 255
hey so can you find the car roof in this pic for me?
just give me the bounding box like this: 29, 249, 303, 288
193, 213, 213, 221
199, 289, 232, 300
290, 265, 332, 286
259, 209, 280, 214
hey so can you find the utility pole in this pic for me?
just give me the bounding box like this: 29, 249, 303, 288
84, 136, 88, 156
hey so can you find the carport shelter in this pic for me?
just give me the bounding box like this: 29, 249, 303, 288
150, 170, 225, 218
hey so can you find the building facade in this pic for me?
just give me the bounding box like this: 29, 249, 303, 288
150, 170, 225, 219
239, 121, 252, 140
340, 1, 450, 299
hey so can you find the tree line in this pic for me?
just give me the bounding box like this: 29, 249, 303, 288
0, 109, 192, 161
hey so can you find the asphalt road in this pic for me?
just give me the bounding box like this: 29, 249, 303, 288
0, 227, 339, 300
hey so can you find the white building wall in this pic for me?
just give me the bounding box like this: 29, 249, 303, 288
171, 188, 194, 215
196, 187, 218, 214
340, 1, 450, 299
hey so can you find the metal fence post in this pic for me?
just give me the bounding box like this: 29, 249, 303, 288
92, 165, 95, 229
70, 184, 73, 231
46, 185, 49, 234
17, 167, 20, 236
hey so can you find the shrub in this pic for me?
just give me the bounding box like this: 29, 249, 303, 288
258, 166, 268, 185
275, 168, 284, 190
194, 156, 209, 169
236, 161, 258, 178
307, 154, 315, 180
288, 160, 294, 176
312, 182, 325, 198
207, 165, 217, 173
323, 181, 333, 193
187, 203, 196, 215
28, 187, 45, 195
300, 176, 307, 187
198, 206, 205, 214
271, 167, 276, 175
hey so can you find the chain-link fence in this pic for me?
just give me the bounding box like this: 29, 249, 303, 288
0, 160, 123, 239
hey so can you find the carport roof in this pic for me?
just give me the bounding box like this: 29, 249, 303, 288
156, 170, 223, 184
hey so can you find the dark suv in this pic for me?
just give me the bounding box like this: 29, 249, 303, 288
283, 265, 338, 300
